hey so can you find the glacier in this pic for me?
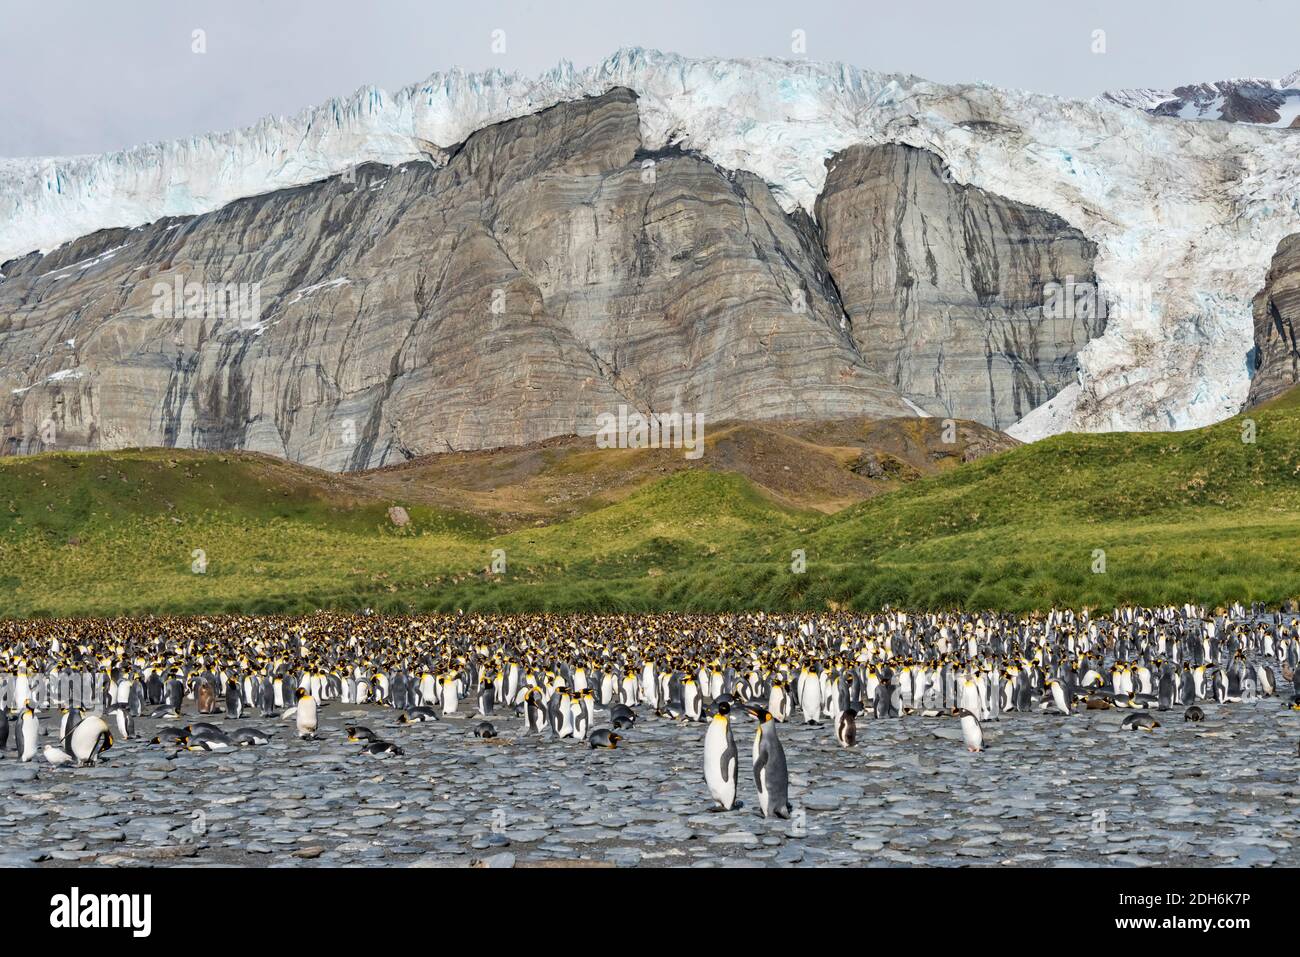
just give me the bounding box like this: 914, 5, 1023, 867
3, 47, 1300, 440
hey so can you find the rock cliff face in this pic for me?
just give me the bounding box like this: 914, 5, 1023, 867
0, 88, 1101, 469
1246, 233, 1300, 407
816, 144, 1104, 428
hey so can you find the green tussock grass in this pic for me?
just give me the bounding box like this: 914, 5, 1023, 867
2, 390, 1299, 617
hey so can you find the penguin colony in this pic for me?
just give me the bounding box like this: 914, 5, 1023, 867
0, 603, 1296, 822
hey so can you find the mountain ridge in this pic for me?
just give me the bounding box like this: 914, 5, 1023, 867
4, 50, 1300, 442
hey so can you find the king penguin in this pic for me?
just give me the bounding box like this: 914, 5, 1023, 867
955, 707, 984, 752
703, 701, 739, 811
295, 687, 319, 739
69, 714, 114, 766
225, 679, 243, 720
17, 702, 38, 763
744, 705, 792, 819
835, 708, 857, 748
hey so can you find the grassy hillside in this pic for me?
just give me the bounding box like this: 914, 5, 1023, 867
1, 394, 1298, 617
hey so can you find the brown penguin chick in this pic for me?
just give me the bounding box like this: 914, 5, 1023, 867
196, 679, 216, 714
1085, 696, 1113, 711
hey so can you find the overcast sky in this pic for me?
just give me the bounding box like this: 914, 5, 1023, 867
2, 0, 1296, 157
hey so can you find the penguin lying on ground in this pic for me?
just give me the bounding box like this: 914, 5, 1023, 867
397, 707, 438, 723
588, 728, 622, 749
359, 741, 404, 756
232, 727, 273, 746
1120, 713, 1161, 732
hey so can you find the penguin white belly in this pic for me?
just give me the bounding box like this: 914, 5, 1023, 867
801, 682, 823, 723
296, 696, 318, 736
557, 702, 574, 738
684, 683, 701, 720
703, 718, 737, 809
1051, 682, 1070, 715
19, 714, 39, 762
570, 702, 588, 739
70, 715, 112, 764
960, 713, 984, 752
766, 687, 785, 721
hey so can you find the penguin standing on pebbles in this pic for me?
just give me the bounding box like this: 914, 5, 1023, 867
107, 704, 134, 740
570, 696, 589, 741
835, 709, 856, 748
17, 703, 39, 763
295, 688, 319, 739
521, 688, 546, 734
225, 679, 243, 720
703, 702, 739, 811
955, 708, 984, 752
1046, 678, 1071, 716
743, 705, 791, 820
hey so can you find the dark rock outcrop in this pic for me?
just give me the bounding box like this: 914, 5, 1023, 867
816, 144, 1104, 429
1246, 233, 1300, 407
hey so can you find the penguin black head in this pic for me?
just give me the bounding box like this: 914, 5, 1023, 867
743, 705, 773, 723
296, 687, 309, 700
715, 702, 730, 717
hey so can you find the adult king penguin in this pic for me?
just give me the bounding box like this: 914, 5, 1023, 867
744, 705, 792, 820
69, 714, 114, 766
295, 688, 319, 739
17, 702, 39, 763
703, 702, 739, 811
955, 708, 984, 752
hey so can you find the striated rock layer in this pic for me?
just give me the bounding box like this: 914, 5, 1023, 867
817, 144, 1103, 429
2, 89, 924, 470
1246, 233, 1300, 407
